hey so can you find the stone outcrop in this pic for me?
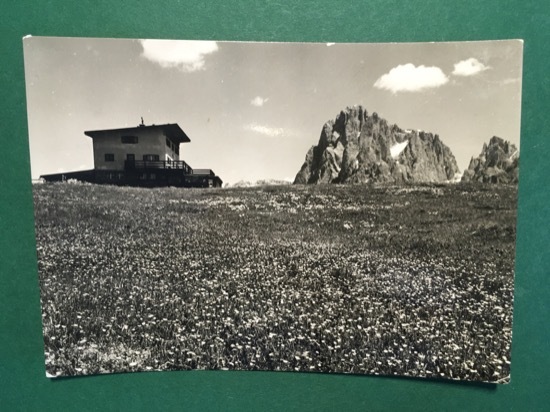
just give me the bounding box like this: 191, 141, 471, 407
461, 136, 519, 184
294, 105, 460, 184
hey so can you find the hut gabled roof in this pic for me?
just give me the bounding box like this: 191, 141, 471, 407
84, 123, 191, 144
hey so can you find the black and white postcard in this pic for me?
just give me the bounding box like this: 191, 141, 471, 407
24, 37, 522, 382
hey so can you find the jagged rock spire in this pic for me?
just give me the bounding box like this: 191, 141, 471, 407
294, 106, 459, 184
461, 136, 519, 184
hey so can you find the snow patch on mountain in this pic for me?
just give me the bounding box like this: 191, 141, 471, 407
390, 140, 409, 158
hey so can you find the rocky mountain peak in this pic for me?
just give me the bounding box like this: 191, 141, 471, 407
294, 106, 460, 185
461, 136, 519, 184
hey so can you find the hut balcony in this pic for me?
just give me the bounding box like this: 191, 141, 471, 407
125, 159, 193, 175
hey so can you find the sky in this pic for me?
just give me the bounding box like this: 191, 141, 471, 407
23, 37, 523, 184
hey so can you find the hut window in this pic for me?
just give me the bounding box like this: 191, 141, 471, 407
105, 153, 115, 162
143, 154, 159, 161
122, 135, 138, 144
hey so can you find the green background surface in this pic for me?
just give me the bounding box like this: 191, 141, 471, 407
1, 1, 548, 410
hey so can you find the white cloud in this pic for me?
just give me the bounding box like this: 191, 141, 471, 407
250, 96, 269, 107
244, 123, 286, 137
374, 63, 449, 93
452, 58, 490, 76
139, 39, 218, 72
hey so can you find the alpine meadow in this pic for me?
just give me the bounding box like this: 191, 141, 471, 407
34, 182, 516, 382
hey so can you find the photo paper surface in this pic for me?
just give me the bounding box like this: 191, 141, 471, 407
24, 37, 522, 382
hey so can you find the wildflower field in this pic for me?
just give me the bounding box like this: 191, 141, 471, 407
33, 182, 517, 382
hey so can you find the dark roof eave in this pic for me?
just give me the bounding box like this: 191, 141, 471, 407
84, 123, 191, 143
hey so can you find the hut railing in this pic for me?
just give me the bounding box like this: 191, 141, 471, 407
125, 159, 193, 174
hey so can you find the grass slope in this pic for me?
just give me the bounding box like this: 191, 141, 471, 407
33, 182, 517, 382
